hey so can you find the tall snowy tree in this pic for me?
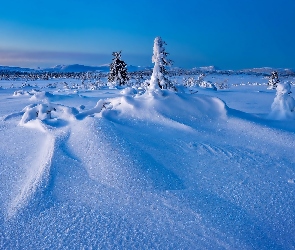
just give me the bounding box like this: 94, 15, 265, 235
108, 51, 129, 86
149, 37, 174, 90
268, 71, 280, 89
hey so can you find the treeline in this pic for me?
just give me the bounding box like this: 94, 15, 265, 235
0, 68, 294, 82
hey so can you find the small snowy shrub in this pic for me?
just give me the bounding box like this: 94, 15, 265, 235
140, 79, 151, 92
183, 74, 207, 88
63, 82, 70, 89
199, 81, 217, 90
46, 83, 57, 88
88, 80, 105, 90
183, 77, 197, 87
132, 72, 147, 88
107, 81, 118, 89
269, 82, 295, 120
21, 83, 33, 88
196, 73, 206, 85
215, 79, 229, 90
95, 78, 107, 89
13, 90, 30, 96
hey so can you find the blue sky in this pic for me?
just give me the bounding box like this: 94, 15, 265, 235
0, 0, 294, 69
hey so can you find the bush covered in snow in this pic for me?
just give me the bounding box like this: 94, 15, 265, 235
183, 74, 205, 87
199, 80, 217, 90
214, 79, 229, 90
183, 77, 197, 87
13, 90, 30, 96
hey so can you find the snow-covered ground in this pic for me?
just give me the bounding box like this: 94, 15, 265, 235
1, 73, 295, 249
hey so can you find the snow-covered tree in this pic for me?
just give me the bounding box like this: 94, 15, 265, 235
108, 51, 129, 86
149, 37, 174, 90
268, 71, 280, 89
269, 82, 295, 119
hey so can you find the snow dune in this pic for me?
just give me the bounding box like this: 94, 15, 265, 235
1, 78, 295, 249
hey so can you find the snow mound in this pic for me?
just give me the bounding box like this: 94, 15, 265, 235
20, 103, 79, 130
99, 90, 228, 130
269, 82, 295, 120
120, 87, 138, 95
29, 91, 54, 102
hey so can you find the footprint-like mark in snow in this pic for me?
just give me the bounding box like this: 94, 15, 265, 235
191, 143, 233, 158
189, 142, 261, 165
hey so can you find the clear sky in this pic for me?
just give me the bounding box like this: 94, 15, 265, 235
0, 0, 294, 69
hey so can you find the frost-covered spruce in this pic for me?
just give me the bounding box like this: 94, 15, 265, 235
149, 37, 174, 90
108, 51, 129, 86
268, 71, 280, 89
269, 82, 295, 119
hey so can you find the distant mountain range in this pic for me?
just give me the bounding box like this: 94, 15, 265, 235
237, 67, 295, 75
0, 65, 36, 72
43, 64, 110, 73
0, 64, 152, 73
192, 66, 220, 71
0, 64, 294, 75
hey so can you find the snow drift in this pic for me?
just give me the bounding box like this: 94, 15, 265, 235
1, 77, 295, 249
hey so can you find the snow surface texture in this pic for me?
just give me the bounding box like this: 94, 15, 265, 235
1, 74, 295, 249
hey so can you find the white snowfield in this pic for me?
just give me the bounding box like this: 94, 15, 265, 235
1, 74, 295, 249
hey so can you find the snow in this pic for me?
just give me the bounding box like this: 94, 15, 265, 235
1, 72, 295, 249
